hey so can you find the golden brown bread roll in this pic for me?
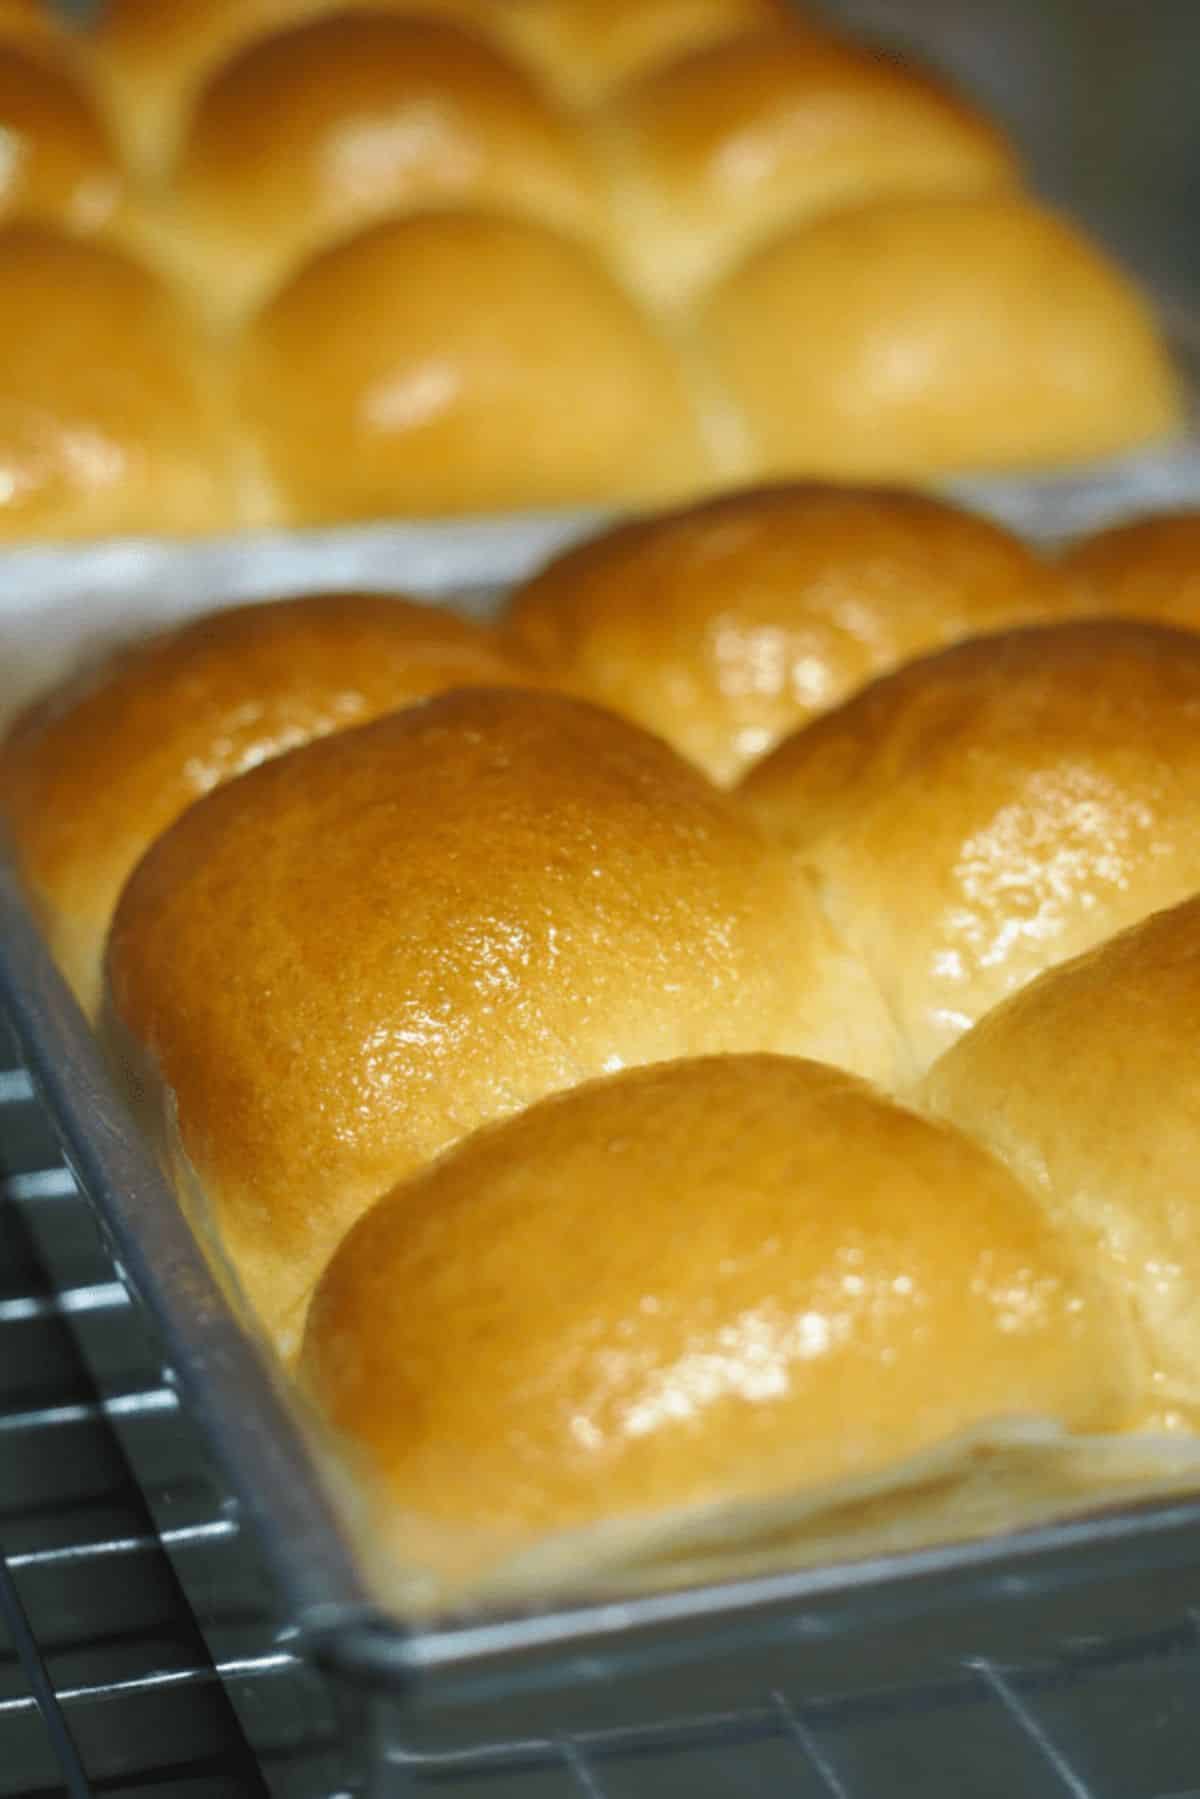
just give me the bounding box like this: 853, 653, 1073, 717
504, 0, 798, 103
606, 31, 1018, 307
105, 688, 895, 1355
302, 1052, 1128, 1591
700, 194, 1182, 479
91, 0, 330, 173
0, 12, 1177, 532
0, 224, 236, 542
0, 592, 529, 1018
922, 895, 1200, 1429
740, 620, 1200, 1079
238, 210, 707, 522
504, 482, 1076, 783
0, 42, 126, 237
170, 13, 607, 323
1061, 512, 1200, 631
90, 0, 511, 175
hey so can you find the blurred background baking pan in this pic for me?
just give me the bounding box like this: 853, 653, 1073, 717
0, 0, 1193, 554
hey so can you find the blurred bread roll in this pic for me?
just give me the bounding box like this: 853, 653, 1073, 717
504, 0, 796, 103
90, 0, 509, 175
0, 42, 126, 237
504, 482, 1075, 783
238, 210, 706, 522
2, 11, 1179, 529
701, 194, 1182, 479
0, 592, 527, 1017
740, 620, 1200, 1078
1061, 512, 1200, 631
170, 14, 606, 322
91, 0, 334, 174
923, 896, 1200, 1426
105, 688, 894, 1354
607, 32, 1018, 307
302, 1052, 1127, 1591
0, 225, 236, 543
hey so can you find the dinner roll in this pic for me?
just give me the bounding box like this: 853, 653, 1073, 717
0, 225, 236, 543
106, 689, 893, 1355
922, 896, 1200, 1426
740, 620, 1200, 1078
170, 13, 606, 322
0, 592, 527, 1018
701, 194, 1182, 479
90, 0, 508, 175
302, 1052, 1126, 1590
238, 210, 706, 522
90, 0, 331, 174
0, 43, 125, 237
503, 0, 796, 104
1061, 512, 1200, 631
504, 482, 1074, 783
607, 32, 1017, 307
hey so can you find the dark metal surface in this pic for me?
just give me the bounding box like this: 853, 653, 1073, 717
0, 1021, 365, 1795
0, 1037, 267, 1794
820, 0, 1200, 315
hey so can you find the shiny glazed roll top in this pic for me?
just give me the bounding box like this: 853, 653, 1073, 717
740, 619, 1200, 1078
0, 591, 530, 1017
503, 482, 1076, 783
104, 688, 896, 1356
302, 1052, 1131, 1594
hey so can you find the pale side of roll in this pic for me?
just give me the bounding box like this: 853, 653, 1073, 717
922, 895, 1200, 1430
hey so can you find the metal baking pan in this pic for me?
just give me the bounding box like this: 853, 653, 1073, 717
9, 852, 1200, 1799
6, 474, 1200, 1795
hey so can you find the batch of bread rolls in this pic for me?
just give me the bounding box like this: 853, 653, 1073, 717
5, 485, 1200, 1604
0, 0, 1187, 542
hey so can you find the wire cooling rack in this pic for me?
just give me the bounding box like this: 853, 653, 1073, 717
7, 1000, 1200, 1799
0, 1016, 351, 1797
